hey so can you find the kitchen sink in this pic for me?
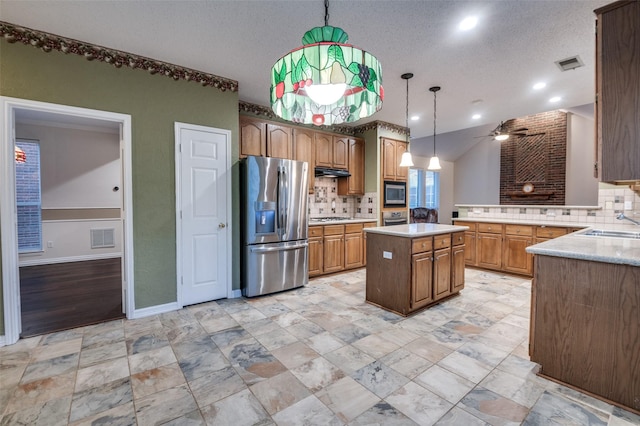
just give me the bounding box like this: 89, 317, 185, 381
580, 229, 640, 239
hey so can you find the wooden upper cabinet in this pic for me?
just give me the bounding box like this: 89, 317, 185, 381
293, 128, 315, 193
333, 137, 349, 170
239, 117, 291, 159
239, 116, 266, 158
314, 132, 333, 168
595, 1, 640, 182
266, 124, 292, 159
395, 142, 409, 181
338, 138, 365, 195
381, 137, 408, 181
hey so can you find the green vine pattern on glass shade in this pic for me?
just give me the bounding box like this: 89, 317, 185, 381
270, 26, 383, 126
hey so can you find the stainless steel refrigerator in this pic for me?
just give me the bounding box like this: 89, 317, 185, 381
241, 156, 309, 297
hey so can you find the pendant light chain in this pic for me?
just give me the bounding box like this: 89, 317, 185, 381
324, 0, 330, 26
433, 88, 437, 156
406, 77, 410, 143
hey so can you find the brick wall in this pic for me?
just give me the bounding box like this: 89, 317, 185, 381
500, 110, 567, 205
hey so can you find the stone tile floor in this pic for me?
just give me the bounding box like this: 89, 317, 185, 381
1, 268, 639, 425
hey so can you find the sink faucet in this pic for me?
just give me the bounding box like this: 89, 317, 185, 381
616, 213, 640, 226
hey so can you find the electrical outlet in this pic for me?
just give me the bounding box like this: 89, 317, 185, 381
47, 241, 54, 248
624, 201, 633, 210
383, 251, 393, 259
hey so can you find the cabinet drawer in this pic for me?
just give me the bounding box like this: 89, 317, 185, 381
477, 223, 503, 234
345, 223, 363, 234
535, 226, 568, 239
309, 226, 324, 237
433, 235, 451, 250
452, 232, 465, 246
324, 224, 345, 236
412, 237, 433, 253
505, 224, 533, 236
454, 221, 476, 231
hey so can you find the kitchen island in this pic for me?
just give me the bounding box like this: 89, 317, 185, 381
364, 223, 468, 316
526, 227, 640, 413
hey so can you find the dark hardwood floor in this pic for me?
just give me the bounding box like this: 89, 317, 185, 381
19, 258, 125, 337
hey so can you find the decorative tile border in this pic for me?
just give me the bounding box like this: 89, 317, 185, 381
239, 101, 408, 137
0, 21, 238, 92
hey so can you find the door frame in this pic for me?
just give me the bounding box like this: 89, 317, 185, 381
174, 122, 233, 307
0, 96, 134, 346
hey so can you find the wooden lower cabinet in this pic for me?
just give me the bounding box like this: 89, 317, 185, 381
433, 248, 451, 301
344, 223, 364, 269
411, 252, 433, 310
476, 232, 502, 270
503, 235, 533, 275
531, 255, 640, 412
308, 226, 324, 277
323, 225, 345, 273
366, 231, 464, 316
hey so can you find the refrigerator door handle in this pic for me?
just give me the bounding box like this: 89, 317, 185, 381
250, 242, 308, 253
282, 167, 288, 231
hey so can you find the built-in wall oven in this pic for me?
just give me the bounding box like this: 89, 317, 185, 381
383, 181, 406, 208
382, 210, 408, 226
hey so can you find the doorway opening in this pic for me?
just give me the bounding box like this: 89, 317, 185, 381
1, 97, 134, 345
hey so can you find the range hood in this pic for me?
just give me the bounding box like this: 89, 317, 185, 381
314, 167, 351, 178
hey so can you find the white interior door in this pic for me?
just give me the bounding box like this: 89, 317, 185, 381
177, 123, 230, 305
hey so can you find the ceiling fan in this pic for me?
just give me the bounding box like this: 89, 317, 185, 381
477, 121, 528, 141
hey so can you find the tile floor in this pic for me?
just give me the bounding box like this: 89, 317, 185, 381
1, 268, 639, 425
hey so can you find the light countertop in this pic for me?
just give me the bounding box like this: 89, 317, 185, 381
526, 225, 640, 267
364, 223, 468, 237
309, 218, 377, 225
453, 217, 588, 228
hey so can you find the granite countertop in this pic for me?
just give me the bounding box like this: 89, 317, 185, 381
309, 218, 377, 225
364, 223, 468, 237
453, 217, 588, 228
526, 224, 640, 267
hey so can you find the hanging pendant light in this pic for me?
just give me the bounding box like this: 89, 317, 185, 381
399, 72, 414, 167
270, 0, 383, 126
14, 146, 26, 163
427, 86, 442, 170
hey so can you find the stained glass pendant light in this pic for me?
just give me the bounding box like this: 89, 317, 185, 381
270, 0, 383, 126
427, 86, 442, 170
399, 73, 414, 167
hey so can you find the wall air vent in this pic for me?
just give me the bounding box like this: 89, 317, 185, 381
555, 55, 584, 71
91, 228, 115, 249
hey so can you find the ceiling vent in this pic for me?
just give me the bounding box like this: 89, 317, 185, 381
555, 55, 584, 71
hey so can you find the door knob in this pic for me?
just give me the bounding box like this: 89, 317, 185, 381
219, 223, 226, 228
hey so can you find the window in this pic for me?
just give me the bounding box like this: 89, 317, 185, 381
409, 168, 439, 209
15, 139, 42, 253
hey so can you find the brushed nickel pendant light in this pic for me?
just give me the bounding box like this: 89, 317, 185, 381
428, 86, 442, 170
399, 72, 414, 167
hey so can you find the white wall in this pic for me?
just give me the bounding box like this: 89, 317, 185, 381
16, 122, 121, 208
411, 155, 454, 224
565, 112, 598, 205
453, 137, 501, 205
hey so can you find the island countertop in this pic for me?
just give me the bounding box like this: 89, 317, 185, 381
364, 223, 468, 237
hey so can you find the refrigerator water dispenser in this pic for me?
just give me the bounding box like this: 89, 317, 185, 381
255, 210, 275, 234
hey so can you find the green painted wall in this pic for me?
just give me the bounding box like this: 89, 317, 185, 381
0, 41, 240, 333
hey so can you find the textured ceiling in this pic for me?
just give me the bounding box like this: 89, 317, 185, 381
0, 0, 609, 161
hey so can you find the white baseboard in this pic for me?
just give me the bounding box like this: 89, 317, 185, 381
0, 335, 6, 347
229, 289, 242, 299
131, 302, 180, 319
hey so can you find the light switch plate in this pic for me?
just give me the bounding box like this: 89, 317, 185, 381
624, 201, 633, 210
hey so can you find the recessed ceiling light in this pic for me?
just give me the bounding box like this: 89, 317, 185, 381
410, 115, 419, 121
459, 16, 478, 31
533, 82, 546, 90
472, 114, 481, 120
549, 96, 562, 103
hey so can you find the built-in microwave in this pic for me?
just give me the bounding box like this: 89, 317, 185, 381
383, 181, 406, 207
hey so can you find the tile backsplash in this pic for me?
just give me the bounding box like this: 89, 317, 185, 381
308, 177, 377, 219
457, 187, 640, 225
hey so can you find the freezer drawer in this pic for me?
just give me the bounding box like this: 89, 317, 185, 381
242, 240, 309, 297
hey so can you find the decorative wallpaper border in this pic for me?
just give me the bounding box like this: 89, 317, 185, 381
239, 100, 408, 137
0, 21, 238, 93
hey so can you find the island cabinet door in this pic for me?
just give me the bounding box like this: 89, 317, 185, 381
451, 245, 465, 293
411, 252, 433, 310
433, 248, 452, 301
